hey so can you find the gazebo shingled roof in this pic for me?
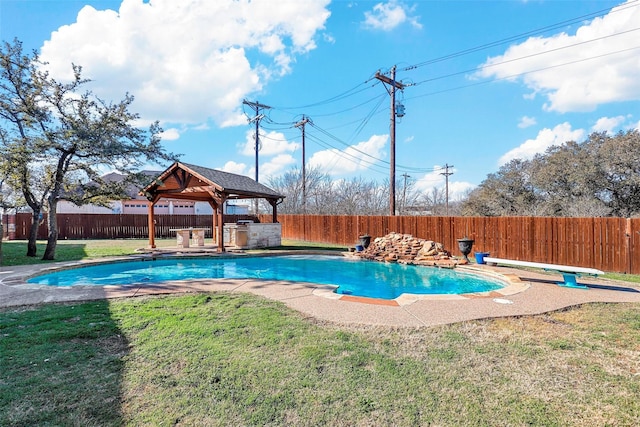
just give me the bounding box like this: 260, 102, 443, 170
141, 161, 284, 251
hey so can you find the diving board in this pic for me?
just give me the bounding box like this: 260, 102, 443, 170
483, 257, 604, 289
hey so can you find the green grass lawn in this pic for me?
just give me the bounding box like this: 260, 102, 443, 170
0, 238, 347, 266
0, 239, 172, 266
1, 295, 639, 426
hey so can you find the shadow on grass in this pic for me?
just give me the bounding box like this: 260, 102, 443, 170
1, 241, 88, 266
0, 299, 128, 426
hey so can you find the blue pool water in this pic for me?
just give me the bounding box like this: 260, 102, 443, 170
27, 255, 505, 300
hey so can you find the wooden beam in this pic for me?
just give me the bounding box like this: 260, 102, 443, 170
147, 201, 156, 248
268, 198, 278, 223
209, 200, 218, 246
217, 195, 227, 252
171, 169, 191, 189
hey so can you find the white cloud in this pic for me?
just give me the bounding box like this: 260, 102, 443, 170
499, 122, 585, 165
308, 134, 388, 175
363, 1, 422, 31
240, 130, 299, 157
323, 33, 336, 44
413, 167, 475, 201
414, 169, 445, 192
404, 135, 415, 143
159, 128, 181, 141
261, 154, 297, 177
591, 115, 628, 133
448, 181, 476, 201
476, 0, 640, 112
517, 116, 537, 129
220, 160, 249, 176
39, 0, 331, 127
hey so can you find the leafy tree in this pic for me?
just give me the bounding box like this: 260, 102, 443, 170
462, 130, 640, 217
529, 139, 605, 216
0, 39, 175, 259
595, 130, 640, 216
461, 159, 540, 216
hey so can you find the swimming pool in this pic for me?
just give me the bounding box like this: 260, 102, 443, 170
27, 255, 506, 300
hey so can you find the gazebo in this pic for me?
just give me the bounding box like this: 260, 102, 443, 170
141, 162, 285, 252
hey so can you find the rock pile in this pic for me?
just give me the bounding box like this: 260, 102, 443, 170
354, 232, 464, 268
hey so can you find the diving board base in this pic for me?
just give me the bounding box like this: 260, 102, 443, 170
557, 273, 588, 289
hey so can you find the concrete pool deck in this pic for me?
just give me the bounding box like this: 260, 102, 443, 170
1, 252, 639, 327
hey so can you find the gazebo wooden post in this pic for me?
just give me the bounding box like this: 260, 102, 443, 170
268, 198, 278, 223
147, 200, 156, 248
217, 196, 227, 253
208, 200, 218, 246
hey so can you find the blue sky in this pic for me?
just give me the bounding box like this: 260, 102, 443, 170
1, 0, 639, 199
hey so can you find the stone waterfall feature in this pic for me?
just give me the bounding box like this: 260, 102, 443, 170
353, 232, 466, 268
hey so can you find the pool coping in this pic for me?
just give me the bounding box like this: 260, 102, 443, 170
2, 250, 640, 327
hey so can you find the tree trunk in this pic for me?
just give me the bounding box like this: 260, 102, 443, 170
42, 203, 58, 260
26, 209, 40, 257
0, 219, 3, 266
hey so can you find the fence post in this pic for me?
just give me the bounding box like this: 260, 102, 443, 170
8, 214, 16, 240
625, 217, 632, 274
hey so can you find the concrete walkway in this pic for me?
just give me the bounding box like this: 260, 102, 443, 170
2, 253, 639, 327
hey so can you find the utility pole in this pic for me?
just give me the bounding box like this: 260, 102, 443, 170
440, 164, 454, 216
401, 173, 411, 215
294, 115, 311, 213
242, 99, 271, 183
375, 66, 405, 216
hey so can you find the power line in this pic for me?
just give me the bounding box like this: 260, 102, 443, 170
400, 0, 638, 72
251, 42, 636, 182
317, 119, 433, 173
408, 27, 640, 88
305, 133, 391, 176
261, 108, 434, 176
265, 1, 637, 134
347, 94, 387, 144
269, 78, 380, 111
308, 122, 438, 173
237, 2, 638, 189
300, 91, 385, 119
406, 45, 640, 101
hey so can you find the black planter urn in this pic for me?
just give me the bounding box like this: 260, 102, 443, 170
359, 234, 371, 249
457, 237, 475, 262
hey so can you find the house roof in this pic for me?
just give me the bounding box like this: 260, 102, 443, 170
141, 162, 285, 203
102, 170, 162, 199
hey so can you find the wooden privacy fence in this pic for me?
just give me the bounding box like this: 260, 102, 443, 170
4, 213, 640, 274
259, 214, 640, 275
6, 213, 259, 240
